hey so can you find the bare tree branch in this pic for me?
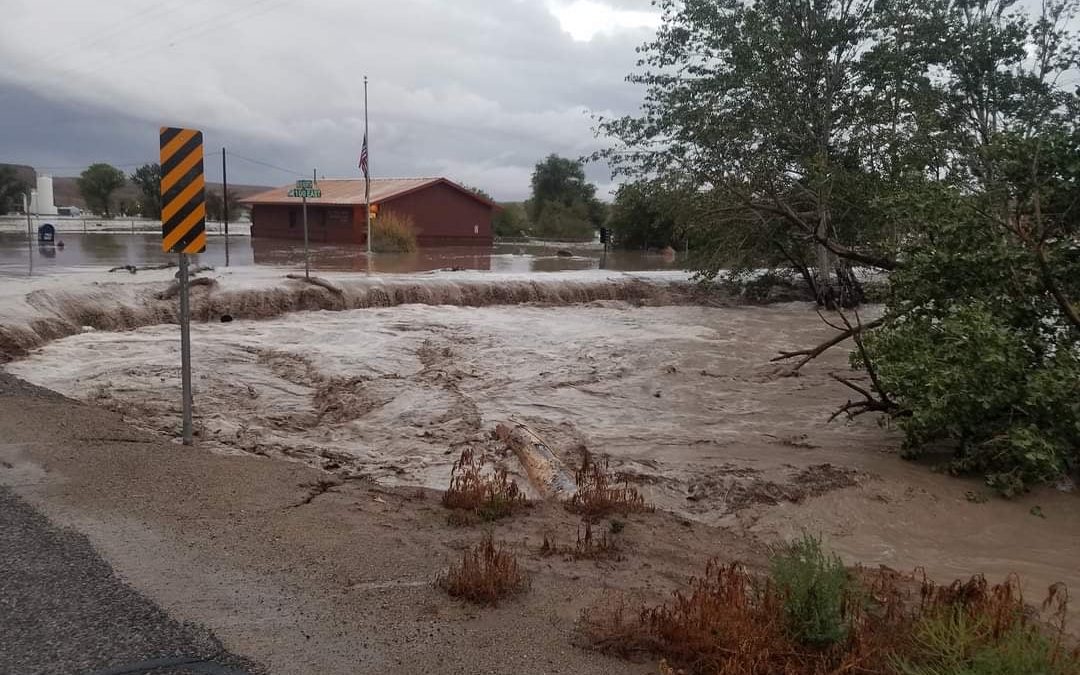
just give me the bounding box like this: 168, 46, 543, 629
1034, 244, 1080, 332
967, 201, 1080, 334
772, 315, 888, 372
837, 309, 894, 408
728, 184, 902, 272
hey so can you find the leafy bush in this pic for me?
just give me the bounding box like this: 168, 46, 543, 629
493, 201, 529, 238
371, 212, 418, 252
531, 199, 595, 241
769, 533, 853, 646
858, 212, 1080, 495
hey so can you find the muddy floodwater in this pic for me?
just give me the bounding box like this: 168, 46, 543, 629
8, 299, 1079, 606
0, 232, 680, 275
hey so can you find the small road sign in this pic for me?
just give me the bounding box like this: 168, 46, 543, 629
288, 188, 322, 198
159, 127, 206, 254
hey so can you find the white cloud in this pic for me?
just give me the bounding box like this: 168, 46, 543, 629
0, 0, 657, 200
547, 0, 660, 41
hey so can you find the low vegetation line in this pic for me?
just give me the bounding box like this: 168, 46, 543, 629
580, 534, 1078, 675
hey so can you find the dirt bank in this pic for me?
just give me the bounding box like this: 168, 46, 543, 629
0, 375, 760, 674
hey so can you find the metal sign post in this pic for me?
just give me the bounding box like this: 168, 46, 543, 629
288, 179, 321, 281
159, 126, 207, 446
23, 193, 32, 276
178, 252, 193, 443
302, 191, 309, 280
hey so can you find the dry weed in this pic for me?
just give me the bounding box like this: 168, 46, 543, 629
581, 558, 1078, 675
538, 520, 621, 560
437, 531, 529, 606
567, 450, 649, 518
442, 447, 526, 522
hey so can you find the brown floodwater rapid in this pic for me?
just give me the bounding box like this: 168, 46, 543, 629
5, 294, 1078, 612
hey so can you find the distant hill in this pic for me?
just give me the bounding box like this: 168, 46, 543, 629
1, 163, 272, 211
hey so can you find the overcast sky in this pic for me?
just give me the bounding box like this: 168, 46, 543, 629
0, 0, 661, 200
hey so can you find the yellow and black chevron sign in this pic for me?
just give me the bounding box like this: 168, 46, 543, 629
159, 127, 206, 254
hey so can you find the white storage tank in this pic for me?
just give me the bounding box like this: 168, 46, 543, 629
35, 175, 58, 215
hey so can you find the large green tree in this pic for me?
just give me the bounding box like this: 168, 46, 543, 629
606, 180, 695, 251
78, 163, 126, 217
848, 0, 1080, 493
493, 202, 528, 237
597, 0, 941, 306
130, 163, 161, 219
606, 0, 1080, 492
528, 155, 605, 240
0, 166, 30, 215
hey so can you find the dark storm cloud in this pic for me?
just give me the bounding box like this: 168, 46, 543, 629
0, 0, 659, 199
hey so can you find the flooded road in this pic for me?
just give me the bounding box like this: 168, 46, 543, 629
0, 232, 680, 276
8, 300, 1079, 604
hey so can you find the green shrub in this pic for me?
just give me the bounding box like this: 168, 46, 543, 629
371, 212, 418, 252
894, 610, 1078, 675
860, 303, 1080, 496
531, 199, 595, 241
857, 207, 1080, 495
768, 533, 852, 646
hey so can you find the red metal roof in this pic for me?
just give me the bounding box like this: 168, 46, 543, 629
239, 177, 498, 209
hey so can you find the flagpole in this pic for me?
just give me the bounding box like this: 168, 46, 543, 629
364, 75, 372, 261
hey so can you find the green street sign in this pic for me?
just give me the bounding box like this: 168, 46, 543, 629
288, 188, 322, 199
295, 179, 314, 189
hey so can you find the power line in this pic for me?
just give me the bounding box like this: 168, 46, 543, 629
28, 150, 299, 182
29, 1, 190, 70
225, 151, 304, 177
24, 0, 287, 91
34, 160, 157, 173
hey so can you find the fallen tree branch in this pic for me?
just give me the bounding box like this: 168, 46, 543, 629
286, 274, 345, 295
827, 373, 897, 422
838, 309, 894, 409
156, 276, 216, 300
109, 262, 177, 274
771, 315, 887, 373
495, 421, 577, 499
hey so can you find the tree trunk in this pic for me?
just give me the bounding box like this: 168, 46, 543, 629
812, 232, 863, 309
813, 241, 838, 308
495, 422, 577, 499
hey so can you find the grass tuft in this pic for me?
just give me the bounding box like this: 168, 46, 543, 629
437, 531, 529, 606
539, 519, 621, 560
442, 447, 526, 523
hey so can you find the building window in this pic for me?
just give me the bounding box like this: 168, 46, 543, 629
474, 224, 479, 235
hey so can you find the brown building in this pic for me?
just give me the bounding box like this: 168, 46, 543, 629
241, 177, 497, 247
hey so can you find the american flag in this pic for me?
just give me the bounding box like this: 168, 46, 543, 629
358, 132, 369, 179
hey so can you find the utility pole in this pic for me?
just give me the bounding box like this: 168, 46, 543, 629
364, 75, 372, 261
222, 147, 230, 267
